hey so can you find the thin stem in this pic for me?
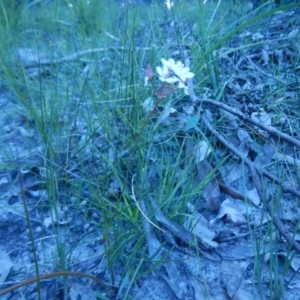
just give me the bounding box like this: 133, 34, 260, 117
18, 170, 41, 300
0, 271, 110, 297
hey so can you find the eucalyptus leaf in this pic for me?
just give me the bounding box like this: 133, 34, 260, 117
184, 113, 200, 132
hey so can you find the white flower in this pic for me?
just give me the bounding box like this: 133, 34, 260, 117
156, 58, 194, 94
178, 81, 189, 95
156, 59, 179, 84
175, 66, 195, 83
161, 58, 178, 69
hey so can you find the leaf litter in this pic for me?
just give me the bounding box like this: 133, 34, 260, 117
1, 2, 300, 300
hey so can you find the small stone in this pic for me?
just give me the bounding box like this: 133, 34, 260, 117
35, 226, 42, 233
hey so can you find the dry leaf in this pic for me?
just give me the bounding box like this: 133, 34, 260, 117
288, 29, 298, 38
221, 162, 244, 183
221, 260, 248, 298
163, 261, 194, 299
157, 102, 171, 126
192, 279, 209, 300
254, 137, 276, 169
238, 139, 249, 159
143, 97, 154, 114
210, 199, 247, 226
211, 198, 269, 227
233, 289, 253, 300
194, 140, 212, 163
0, 250, 13, 284
220, 108, 239, 129
237, 129, 252, 143
245, 188, 261, 206
196, 160, 221, 211
18, 126, 35, 138
183, 213, 218, 248
277, 252, 300, 272
184, 113, 200, 132
274, 153, 300, 167
251, 110, 271, 128
217, 243, 270, 260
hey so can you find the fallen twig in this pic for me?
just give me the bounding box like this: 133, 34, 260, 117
266, 202, 300, 254
202, 113, 300, 255
201, 98, 300, 149
19, 46, 155, 68
0, 271, 110, 297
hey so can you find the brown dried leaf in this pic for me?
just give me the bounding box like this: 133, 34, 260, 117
245, 188, 261, 206
150, 197, 216, 252
220, 108, 239, 129
143, 97, 154, 114
233, 289, 253, 300
184, 206, 218, 248
211, 199, 269, 227
274, 252, 300, 272
196, 160, 221, 212
221, 260, 248, 298
222, 162, 244, 184
210, 199, 247, 226
251, 109, 271, 135
254, 137, 276, 169
217, 243, 270, 260
192, 279, 213, 300
194, 140, 212, 163
238, 139, 249, 159
163, 262, 194, 300
0, 250, 12, 284
274, 153, 300, 167
157, 102, 171, 126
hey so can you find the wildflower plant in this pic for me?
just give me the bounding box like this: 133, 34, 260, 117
145, 58, 195, 99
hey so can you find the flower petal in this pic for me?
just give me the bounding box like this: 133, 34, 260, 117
178, 81, 186, 89
156, 66, 163, 77
168, 58, 176, 68
185, 72, 195, 79
164, 77, 179, 84
161, 58, 168, 66
144, 76, 149, 86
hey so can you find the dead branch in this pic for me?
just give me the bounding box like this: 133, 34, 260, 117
266, 202, 300, 254
19, 46, 154, 68
202, 112, 300, 255
202, 98, 300, 149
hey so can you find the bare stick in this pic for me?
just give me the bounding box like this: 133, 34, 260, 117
20, 46, 155, 68
203, 98, 300, 149
184, 55, 300, 149
266, 203, 300, 254
202, 114, 300, 255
